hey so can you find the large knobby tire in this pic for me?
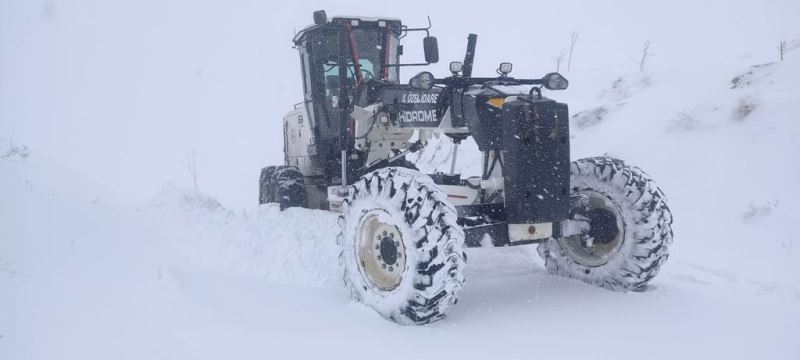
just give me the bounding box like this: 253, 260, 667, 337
537, 157, 673, 291
390, 158, 418, 171
258, 166, 277, 204
258, 165, 308, 210
338, 167, 466, 325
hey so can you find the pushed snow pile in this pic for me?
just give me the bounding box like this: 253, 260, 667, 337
146, 185, 341, 287
408, 134, 481, 176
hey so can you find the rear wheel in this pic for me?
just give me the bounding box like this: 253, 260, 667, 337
258, 165, 308, 209
338, 167, 466, 325
537, 157, 673, 291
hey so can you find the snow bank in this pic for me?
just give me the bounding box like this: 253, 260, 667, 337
145, 185, 341, 287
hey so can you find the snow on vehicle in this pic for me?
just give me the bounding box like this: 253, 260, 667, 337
259, 10, 674, 325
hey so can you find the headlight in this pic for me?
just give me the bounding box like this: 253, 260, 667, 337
498, 62, 513, 75
449, 61, 463, 74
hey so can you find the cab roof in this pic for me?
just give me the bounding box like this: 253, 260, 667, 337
293, 15, 403, 45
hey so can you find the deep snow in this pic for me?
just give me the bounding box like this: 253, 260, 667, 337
4, 58, 799, 359
3, 1, 800, 359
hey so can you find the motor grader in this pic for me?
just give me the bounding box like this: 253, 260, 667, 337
259, 10, 673, 325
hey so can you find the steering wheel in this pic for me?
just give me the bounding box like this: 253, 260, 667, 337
361, 68, 375, 81
323, 61, 375, 82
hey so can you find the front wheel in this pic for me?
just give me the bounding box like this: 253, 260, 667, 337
338, 167, 466, 325
538, 157, 673, 291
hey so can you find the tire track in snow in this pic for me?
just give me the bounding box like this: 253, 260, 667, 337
672, 261, 800, 301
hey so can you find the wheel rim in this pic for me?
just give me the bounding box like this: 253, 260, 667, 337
356, 211, 406, 291
559, 190, 625, 267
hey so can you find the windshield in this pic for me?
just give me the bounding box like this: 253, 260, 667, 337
312, 28, 399, 97
301, 26, 400, 141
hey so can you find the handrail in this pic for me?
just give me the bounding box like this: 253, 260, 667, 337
293, 100, 310, 110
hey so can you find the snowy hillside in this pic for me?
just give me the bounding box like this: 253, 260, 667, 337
3, 57, 799, 359
3, 1, 800, 359
412, 57, 800, 286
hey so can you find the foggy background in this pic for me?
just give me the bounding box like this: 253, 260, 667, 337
2, 0, 798, 209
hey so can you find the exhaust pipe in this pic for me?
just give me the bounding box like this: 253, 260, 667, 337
462, 34, 477, 77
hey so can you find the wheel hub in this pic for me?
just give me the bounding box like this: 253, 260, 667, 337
586, 208, 619, 245
559, 190, 625, 267
357, 212, 406, 291
379, 235, 399, 265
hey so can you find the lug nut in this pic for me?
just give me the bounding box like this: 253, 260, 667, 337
381, 264, 386, 269
388, 266, 393, 272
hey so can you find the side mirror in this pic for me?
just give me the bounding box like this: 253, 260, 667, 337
409, 71, 435, 90
313, 10, 327, 25
542, 72, 569, 90
423, 36, 439, 64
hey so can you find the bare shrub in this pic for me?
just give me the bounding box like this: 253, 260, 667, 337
778, 38, 799, 62
733, 96, 757, 122
667, 111, 702, 132
184, 150, 199, 194
572, 106, 609, 129
567, 32, 579, 72
742, 200, 779, 222
638, 41, 652, 72
2, 138, 30, 161
554, 49, 567, 72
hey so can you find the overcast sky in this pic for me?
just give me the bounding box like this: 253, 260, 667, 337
2, 0, 798, 208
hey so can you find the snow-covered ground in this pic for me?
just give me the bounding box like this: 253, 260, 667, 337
2, 1, 800, 359
4, 58, 799, 359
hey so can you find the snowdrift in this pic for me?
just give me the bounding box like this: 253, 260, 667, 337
2, 58, 799, 359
